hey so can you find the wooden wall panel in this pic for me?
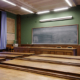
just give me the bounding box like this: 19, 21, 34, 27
17, 15, 21, 46
14, 47, 77, 56
21, 44, 80, 55
21, 44, 78, 48
77, 45, 80, 55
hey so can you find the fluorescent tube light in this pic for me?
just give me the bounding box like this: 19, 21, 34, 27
21, 7, 34, 13
54, 7, 69, 12
65, 0, 72, 7
2, 0, 16, 6
40, 16, 72, 22
37, 10, 50, 14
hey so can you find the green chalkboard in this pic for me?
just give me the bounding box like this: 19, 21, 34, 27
32, 25, 78, 44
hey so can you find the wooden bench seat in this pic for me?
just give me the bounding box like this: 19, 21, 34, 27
1, 59, 80, 78
0, 54, 23, 59
0, 52, 35, 55
21, 56, 80, 66
38, 54, 80, 60
0, 58, 6, 62
0, 67, 68, 80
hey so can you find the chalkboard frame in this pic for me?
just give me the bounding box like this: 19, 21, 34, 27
32, 24, 78, 44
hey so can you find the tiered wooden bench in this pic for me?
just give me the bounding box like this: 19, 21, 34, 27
37, 54, 80, 60
0, 54, 23, 59
0, 58, 6, 62
0, 52, 35, 59
0, 58, 80, 79
19, 55, 80, 67
0, 67, 68, 80
0, 52, 35, 56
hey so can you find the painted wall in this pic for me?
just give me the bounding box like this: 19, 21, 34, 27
21, 6, 80, 44
7, 12, 17, 40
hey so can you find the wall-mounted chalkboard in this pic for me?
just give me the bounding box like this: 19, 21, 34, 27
32, 25, 78, 44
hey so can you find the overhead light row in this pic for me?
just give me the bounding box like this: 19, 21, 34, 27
2, 0, 34, 13
37, 0, 72, 15
2, 0, 72, 14
37, 10, 50, 14
2, 0, 16, 6
53, 7, 69, 12
37, 7, 69, 14
65, 0, 72, 7
21, 7, 34, 13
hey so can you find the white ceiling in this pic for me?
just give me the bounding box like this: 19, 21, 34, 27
0, 0, 79, 15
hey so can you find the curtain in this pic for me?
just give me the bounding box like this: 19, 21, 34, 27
0, 11, 7, 49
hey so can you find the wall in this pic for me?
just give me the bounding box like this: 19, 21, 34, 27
21, 6, 80, 44
7, 12, 17, 41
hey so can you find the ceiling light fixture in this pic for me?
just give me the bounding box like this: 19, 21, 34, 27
2, 0, 16, 6
54, 7, 69, 12
65, 0, 72, 7
40, 16, 72, 22
21, 7, 34, 13
37, 10, 50, 14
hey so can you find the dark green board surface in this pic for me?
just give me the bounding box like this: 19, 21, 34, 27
32, 25, 78, 44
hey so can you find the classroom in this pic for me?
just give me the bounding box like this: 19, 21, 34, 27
0, 0, 80, 80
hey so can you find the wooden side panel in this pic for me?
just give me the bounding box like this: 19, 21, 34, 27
21, 44, 80, 55
14, 47, 77, 56
77, 45, 80, 56
17, 15, 21, 46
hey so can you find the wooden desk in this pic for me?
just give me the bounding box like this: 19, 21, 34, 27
0, 52, 35, 56
0, 67, 68, 80
38, 54, 80, 60
2, 59, 80, 79
0, 54, 23, 59
21, 56, 80, 67
0, 58, 6, 62
14, 47, 77, 55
